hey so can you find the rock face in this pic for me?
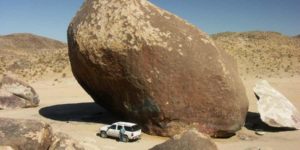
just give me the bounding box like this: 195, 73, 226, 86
49, 133, 85, 150
0, 118, 84, 150
68, 0, 249, 137
253, 80, 300, 129
0, 118, 53, 150
0, 75, 39, 109
150, 129, 218, 150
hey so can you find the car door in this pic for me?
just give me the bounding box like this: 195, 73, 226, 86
117, 125, 122, 137
106, 125, 117, 137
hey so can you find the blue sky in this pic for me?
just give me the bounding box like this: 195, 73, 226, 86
1, 0, 299, 42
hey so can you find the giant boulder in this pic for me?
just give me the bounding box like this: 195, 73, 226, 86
68, 0, 249, 137
0, 74, 39, 109
254, 80, 300, 129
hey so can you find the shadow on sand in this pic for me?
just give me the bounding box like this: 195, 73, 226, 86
245, 111, 296, 132
39, 102, 120, 124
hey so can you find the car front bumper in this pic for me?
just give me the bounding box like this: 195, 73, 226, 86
130, 135, 141, 140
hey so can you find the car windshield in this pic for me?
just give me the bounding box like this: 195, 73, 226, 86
110, 125, 116, 129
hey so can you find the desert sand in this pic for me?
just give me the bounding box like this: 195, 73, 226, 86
0, 76, 299, 150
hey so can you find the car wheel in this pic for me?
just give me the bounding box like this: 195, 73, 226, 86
100, 131, 107, 138
122, 135, 129, 142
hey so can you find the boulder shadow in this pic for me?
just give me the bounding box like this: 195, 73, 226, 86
39, 102, 120, 124
245, 112, 296, 132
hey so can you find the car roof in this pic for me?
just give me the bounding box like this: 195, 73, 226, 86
113, 122, 137, 127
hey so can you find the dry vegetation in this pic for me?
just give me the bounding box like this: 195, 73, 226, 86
212, 31, 300, 78
0, 33, 70, 81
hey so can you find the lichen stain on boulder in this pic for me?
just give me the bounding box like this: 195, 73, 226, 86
68, 0, 249, 137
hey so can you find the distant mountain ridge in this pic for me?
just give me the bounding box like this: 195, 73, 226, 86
212, 31, 300, 78
0, 33, 70, 81
0, 33, 66, 52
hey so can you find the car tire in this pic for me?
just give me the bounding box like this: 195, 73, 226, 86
122, 135, 129, 142
100, 131, 107, 138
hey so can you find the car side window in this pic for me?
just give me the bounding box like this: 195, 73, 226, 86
110, 125, 116, 129
124, 126, 132, 131
117, 125, 122, 130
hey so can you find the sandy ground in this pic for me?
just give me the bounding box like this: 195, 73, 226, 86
0, 76, 299, 150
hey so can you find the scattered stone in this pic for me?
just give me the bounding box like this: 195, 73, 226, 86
0, 74, 39, 109
0, 118, 53, 150
237, 131, 256, 141
245, 146, 273, 150
253, 80, 300, 129
68, 0, 249, 137
0, 89, 27, 109
245, 147, 261, 150
150, 129, 218, 150
255, 130, 266, 136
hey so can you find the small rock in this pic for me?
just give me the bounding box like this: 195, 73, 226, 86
245, 146, 273, 150
150, 129, 218, 150
0, 74, 39, 109
0, 89, 26, 109
245, 147, 261, 150
237, 132, 256, 141
255, 130, 266, 136
254, 80, 300, 129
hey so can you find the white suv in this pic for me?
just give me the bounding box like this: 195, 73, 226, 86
98, 122, 142, 142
